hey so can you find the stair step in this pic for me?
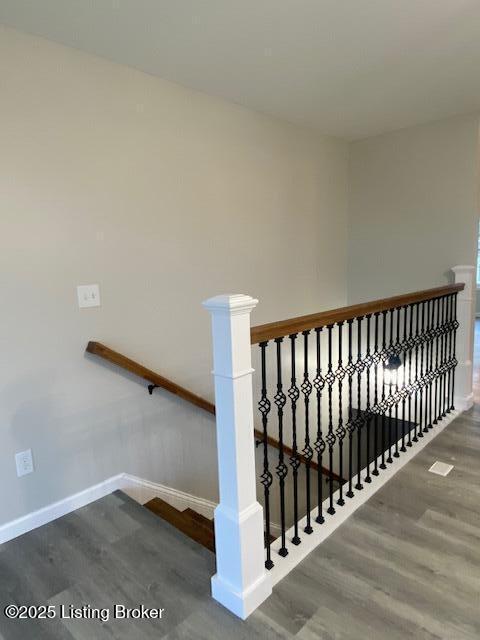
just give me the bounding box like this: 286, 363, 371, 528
144, 498, 215, 553
183, 508, 214, 531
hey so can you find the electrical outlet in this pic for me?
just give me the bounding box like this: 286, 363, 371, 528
15, 449, 34, 477
77, 284, 101, 309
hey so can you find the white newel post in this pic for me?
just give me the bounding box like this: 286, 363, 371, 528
202, 294, 272, 619
452, 265, 475, 411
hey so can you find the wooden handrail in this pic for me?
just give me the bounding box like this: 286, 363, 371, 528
86, 341, 216, 414
86, 341, 344, 483
251, 283, 465, 344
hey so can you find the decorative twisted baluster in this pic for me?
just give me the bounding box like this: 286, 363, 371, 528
407, 304, 414, 447
413, 302, 420, 442
274, 337, 288, 557
426, 299, 434, 431
325, 325, 336, 515
335, 322, 346, 506
440, 296, 447, 416
386, 309, 394, 464
372, 313, 380, 476
355, 317, 364, 490
423, 300, 431, 433
433, 297, 441, 425
393, 307, 401, 458
301, 331, 314, 534
288, 334, 301, 546
440, 296, 448, 418
419, 301, 427, 436
364, 314, 373, 483
400, 306, 408, 452
313, 327, 325, 524
428, 298, 436, 430
345, 319, 355, 497
258, 341, 273, 569
445, 295, 453, 414
450, 293, 459, 411
379, 311, 388, 470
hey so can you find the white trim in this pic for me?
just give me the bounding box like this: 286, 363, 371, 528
0, 472, 280, 547
119, 474, 217, 519
0, 474, 124, 545
0, 473, 217, 545
268, 410, 460, 586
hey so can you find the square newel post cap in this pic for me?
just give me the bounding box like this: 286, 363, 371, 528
202, 294, 258, 315
452, 265, 475, 274
452, 265, 475, 299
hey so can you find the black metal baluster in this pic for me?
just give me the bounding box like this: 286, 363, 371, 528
393, 307, 401, 458
442, 296, 449, 417
418, 301, 426, 438
258, 342, 273, 569
274, 338, 288, 557
433, 297, 441, 425
407, 304, 414, 447
336, 323, 346, 506
386, 309, 394, 464
423, 300, 431, 433
372, 313, 380, 476
380, 311, 388, 469
413, 303, 420, 442
355, 317, 364, 490
326, 325, 336, 515
450, 293, 459, 411
365, 314, 373, 482
400, 306, 407, 453
301, 331, 314, 534
427, 299, 435, 431
314, 328, 326, 524
446, 294, 453, 416
288, 334, 301, 546
346, 320, 355, 496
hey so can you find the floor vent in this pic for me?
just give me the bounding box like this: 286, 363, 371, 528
428, 461, 454, 477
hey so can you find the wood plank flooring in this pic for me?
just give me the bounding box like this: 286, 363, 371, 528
1, 338, 479, 638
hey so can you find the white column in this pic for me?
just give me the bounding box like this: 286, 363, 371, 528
452, 265, 475, 411
202, 294, 272, 619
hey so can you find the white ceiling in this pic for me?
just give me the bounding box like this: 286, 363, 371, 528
1, 0, 480, 139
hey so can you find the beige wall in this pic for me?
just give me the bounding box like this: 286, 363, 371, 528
348, 113, 479, 303
0, 27, 349, 525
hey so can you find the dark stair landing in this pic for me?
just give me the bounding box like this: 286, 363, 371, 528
144, 497, 215, 552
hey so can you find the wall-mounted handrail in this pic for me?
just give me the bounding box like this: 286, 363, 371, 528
86, 341, 342, 481
251, 283, 465, 344
86, 341, 215, 414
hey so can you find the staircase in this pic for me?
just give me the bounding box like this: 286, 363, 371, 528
144, 497, 215, 552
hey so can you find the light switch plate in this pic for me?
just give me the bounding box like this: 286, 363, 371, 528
15, 449, 34, 477
77, 284, 100, 308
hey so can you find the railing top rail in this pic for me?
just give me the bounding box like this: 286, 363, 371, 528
250, 283, 465, 344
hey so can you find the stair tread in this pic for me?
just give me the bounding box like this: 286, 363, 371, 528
183, 508, 214, 531
144, 498, 215, 553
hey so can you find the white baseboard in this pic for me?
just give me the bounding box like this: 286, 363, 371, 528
119, 474, 217, 520
0, 473, 217, 546
0, 471, 282, 546
118, 474, 281, 534
0, 474, 124, 545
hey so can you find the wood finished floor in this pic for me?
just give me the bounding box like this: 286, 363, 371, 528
1, 340, 480, 638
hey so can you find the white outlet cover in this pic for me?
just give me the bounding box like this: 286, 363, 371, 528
15, 449, 34, 477
428, 461, 454, 477
77, 284, 101, 308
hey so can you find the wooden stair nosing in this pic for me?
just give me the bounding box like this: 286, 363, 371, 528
144, 498, 215, 553
183, 508, 214, 530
